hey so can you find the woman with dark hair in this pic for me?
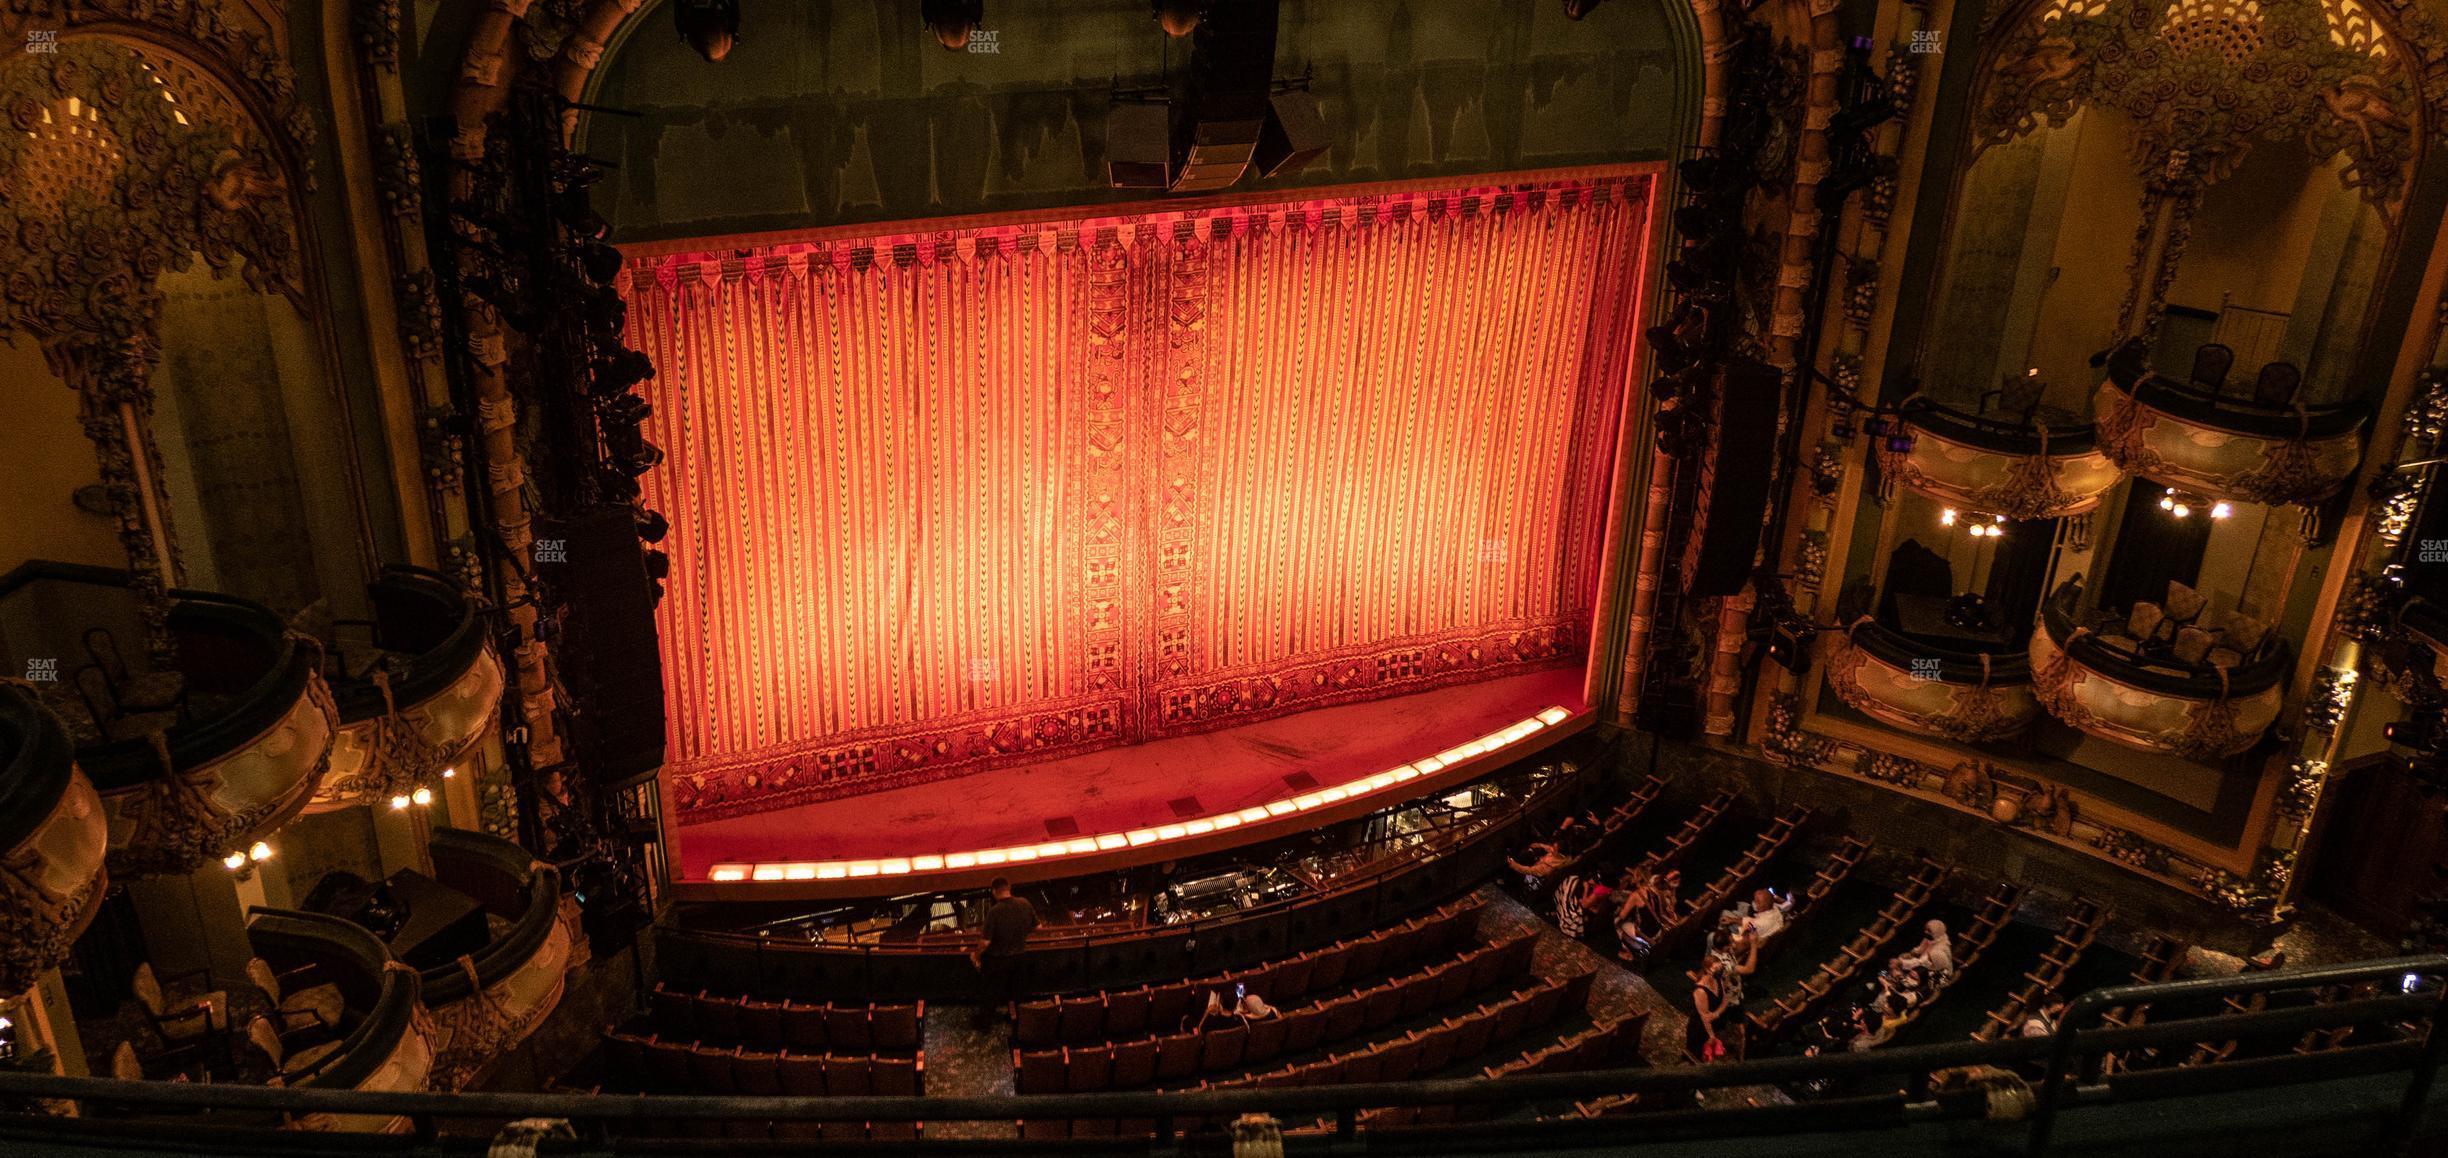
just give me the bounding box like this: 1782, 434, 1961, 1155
1687, 955, 1736, 1062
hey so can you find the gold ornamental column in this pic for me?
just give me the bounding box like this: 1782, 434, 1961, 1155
45, 320, 184, 662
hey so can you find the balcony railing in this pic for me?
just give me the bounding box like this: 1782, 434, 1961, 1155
312, 567, 503, 814
0, 684, 108, 997
244, 909, 434, 1132
418, 829, 577, 1089
1880, 399, 2123, 520
2093, 341, 2369, 507
0, 955, 2438, 1155
0, 562, 337, 875
2030, 579, 2291, 760
1826, 618, 2040, 742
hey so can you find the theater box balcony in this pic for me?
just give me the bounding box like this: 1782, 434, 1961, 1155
312, 568, 503, 814
1825, 619, 2041, 743
243, 909, 434, 1131
0, 563, 337, 876
2028, 579, 2290, 760
0, 683, 109, 997
416, 829, 577, 1089
1877, 398, 2123, 519
2092, 342, 2368, 507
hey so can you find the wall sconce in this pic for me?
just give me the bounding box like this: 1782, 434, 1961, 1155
1942, 509, 2006, 538
2159, 487, 2232, 521
222, 841, 274, 878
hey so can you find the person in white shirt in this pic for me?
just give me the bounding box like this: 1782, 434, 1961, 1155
1745, 887, 1790, 942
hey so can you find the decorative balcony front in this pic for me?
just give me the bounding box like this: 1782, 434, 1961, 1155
1825, 619, 2041, 743
2029, 579, 2291, 760
2092, 341, 2368, 507
244, 909, 434, 1132
417, 829, 580, 1090
1878, 399, 2123, 519
0, 563, 336, 876
0, 684, 108, 997
312, 568, 503, 814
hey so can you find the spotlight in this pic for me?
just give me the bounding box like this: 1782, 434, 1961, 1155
674, 0, 740, 62
1671, 204, 1715, 238
594, 348, 656, 396
1677, 155, 1722, 190
922, 0, 984, 49
1648, 375, 1680, 402
636, 509, 670, 543
579, 240, 624, 285
1152, 0, 1207, 36
1664, 259, 1710, 293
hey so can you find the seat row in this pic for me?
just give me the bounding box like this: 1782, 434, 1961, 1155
1014, 972, 1600, 1141
1013, 896, 1483, 1047
1630, 789, 1735, 873
1014, 932, 1536, 1093
1206, 971, 1595, 1093
1751, 857, 1950, 1038
1647, 806, 1811, 960
645, 986, 922, 1052
1975, 897, 2104, 1043
600, 1032, 922, 1099
1349, 1011, 1649, 1130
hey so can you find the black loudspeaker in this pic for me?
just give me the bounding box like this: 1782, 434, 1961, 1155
1635, 680, 1699, 741
1679, 358, 1780, 597
1254, 91, 1327, 177
1107, 102, 1173, 188
542, 506, 667, 787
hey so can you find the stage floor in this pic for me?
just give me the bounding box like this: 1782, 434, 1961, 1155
672, 666, 1587, 883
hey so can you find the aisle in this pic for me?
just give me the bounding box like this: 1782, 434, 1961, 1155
918, 1003, 1015, 1139
1475, 884, 1689, 1065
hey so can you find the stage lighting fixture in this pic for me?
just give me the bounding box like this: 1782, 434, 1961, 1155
1665, 258, 1709, 293
579, 240, 624, 285
922, 0, 983, 49
1677, 154, 1722, 190
593, 348, 655, 396
1649, 374, 1681, 402
584, 291, 627, 335
1154, 0, 1208, 35
1645, 325, 1690, 369
1672, 203, 1716, 238
644, 549, 671, 581
674, 0, 740, 62
599, 392, 652, 427
636, 510, 670, 543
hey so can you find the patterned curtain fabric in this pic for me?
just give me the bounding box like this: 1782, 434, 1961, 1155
625, 175, 1651, 821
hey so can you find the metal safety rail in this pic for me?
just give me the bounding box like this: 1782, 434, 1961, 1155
0, 955, 2440, 1155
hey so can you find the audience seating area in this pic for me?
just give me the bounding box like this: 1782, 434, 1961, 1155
1013, 897, 1483, 1048
1634, 789, 1735, 873
1975, 898, 2104, 1042
644, 985, 924, 1052
1014, 927, 1536, 1092
1649, 805, 1812, 959
1751, 857, 1951, 1038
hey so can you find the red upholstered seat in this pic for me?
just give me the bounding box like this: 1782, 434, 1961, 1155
1362, 983, 1405, 1029
1556, 969, 1595, 1012
1346, 935, 1387, 979
1154, 1032, 1202, 1081
777, 1051, 827, 1095
1322, 993, 1368, 1042
1518, 980, 1566, 1028
1373, 1035, 1423, 1082
1020, 1118, 1070, 1141
780, 1000, 827, 1051
738, 1000, 785, 1048
1488, 995, 1534, 1044
732, 1049, 783, 1095
696, 992, 742, 1045
1307, 945, 1352, 991
1339, 1048, 1383, 1084
1397, 968, 1443, 1019
1074, 1117, 1117, 1138
1243, 1013, 1288, 1064
1148, 983, 1198, 1034
1272, 952, 1316, 999
1446, 1011, 1496, 1062
873, 1053, 921, 1096
1065, 1044, 1113, 1093
650, 985, 696, 1040
603, 1032, 651, 1089
1016, 1048, 1065, 1095
870, 1119, 920, 1141
1103, 986, 1150, 1039
872, 1002, 922, 1052
826, 1004, 873, 1052
1109, 1038, 1158, 1088
825, 1054, 875, 1097
645, 1038, 694, 1093
686, 1044, 738, 1093
1198, 1023, 1248, 1072
1057, 994, 1106, 1044
1411, 1025, 1456, 1074
1281, 1005, 1328, 1054
1014, 998, 1060, 1047
1433, 956, 1478, 1005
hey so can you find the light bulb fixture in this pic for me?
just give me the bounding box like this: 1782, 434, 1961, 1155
2172, 502, 2191, 519
222, 851, 248, 871
2210, 501, 2233, 520
248, 841, 273, 862
2160, 488, 2177, 512
443, 766, 457, 779
390, 794, 412, 811
411, 787, 434, 807
1940, 508, 1958, 527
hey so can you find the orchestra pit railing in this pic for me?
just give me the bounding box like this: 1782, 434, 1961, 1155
0, 955, 2440, 1157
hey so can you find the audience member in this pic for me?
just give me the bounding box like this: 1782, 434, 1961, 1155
1508, 841, 1569, 891
1236, 991, 1279, 1020
1553, 868, 1614, 940
1688, 955, 1735, 1062
970, 876, 1038, 1011
2020, 995, 2068, 1039
1743, 886, 1792, 942
1892, 918, 1954, 981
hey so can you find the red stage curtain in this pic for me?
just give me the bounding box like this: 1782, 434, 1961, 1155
625, 175, 1651, 821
